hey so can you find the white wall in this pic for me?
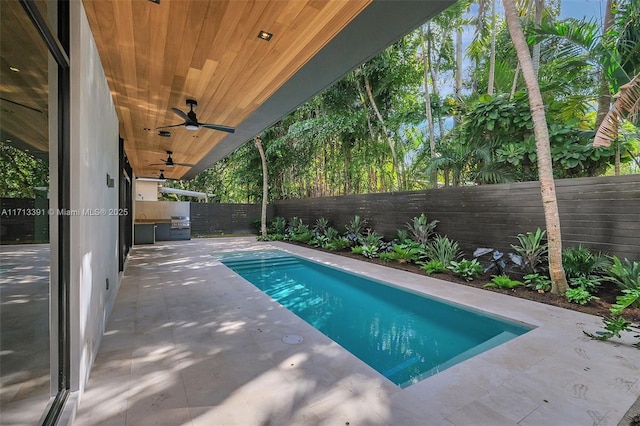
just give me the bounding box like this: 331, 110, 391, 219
135, 201, 190, 220
69, 1, 120, 396
135, 180, 159, 201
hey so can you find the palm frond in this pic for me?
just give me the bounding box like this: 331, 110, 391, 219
594, 72, 640, 147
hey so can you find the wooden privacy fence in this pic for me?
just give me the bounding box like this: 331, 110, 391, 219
190, 202, 274, 236
272, 175, 640, 260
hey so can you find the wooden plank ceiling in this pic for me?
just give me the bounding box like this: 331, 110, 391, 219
83, 0, 372, 179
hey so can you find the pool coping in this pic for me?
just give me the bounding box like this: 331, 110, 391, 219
75, 237, 640, 426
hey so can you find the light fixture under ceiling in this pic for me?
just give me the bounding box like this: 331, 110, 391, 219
158, 130, 171, 137
9, 66, 20, 72
257, 30, 273, 41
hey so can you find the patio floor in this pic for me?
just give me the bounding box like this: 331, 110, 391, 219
74, 237, 640, 426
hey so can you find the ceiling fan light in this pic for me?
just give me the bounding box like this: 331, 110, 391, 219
185, 124, 199, 131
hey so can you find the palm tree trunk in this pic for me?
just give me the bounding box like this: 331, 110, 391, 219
254, 136, 268, 237
488, 0, 497, 94
503, 0, 568, 294
595, 0, 615, 129
455, 26, 463, 125
363, 72, 400, 190
421, 26, 437, 187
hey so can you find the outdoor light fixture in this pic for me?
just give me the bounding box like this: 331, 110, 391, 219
257, 30, 273, 41
158, 130, 171, 137
159, 170, 165, 179
9, 66, 19, 72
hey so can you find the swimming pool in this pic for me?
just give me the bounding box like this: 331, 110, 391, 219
219, 249, 532, 388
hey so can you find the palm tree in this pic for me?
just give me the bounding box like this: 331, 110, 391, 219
593, 72, 640, 147
255, 136, 268, 237
502, 0, 568, 294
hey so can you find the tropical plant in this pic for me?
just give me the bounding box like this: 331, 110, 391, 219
566, 287, 599, 305
405, 213, 439, 246
388, 244, 421, 264
420, 259, 447, 275
351, 246, 364, 255
474, 247, 513, 275
324, 227, 339, 241
270, 217, 287, 235
361, 244, 379, 259
607, 256, 640, 291
345, 215, 367, 246
325, 237, 350, 251
585, 288, 640, 348
503, 0, 568, 295
379, 252, 395, 263
314, 217, 330, 235
424, 235, 462, 265
448, 259, 483, 281
510, 228, 548, 274
523, 273, 552, 293
484, 275, 523, 289
562, 245, 610, 279
569, 276, 603, 294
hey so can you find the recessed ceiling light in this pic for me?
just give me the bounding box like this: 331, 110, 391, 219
258, 30, 273, 41
144, 127, 151, 131
9, 66, 19, 72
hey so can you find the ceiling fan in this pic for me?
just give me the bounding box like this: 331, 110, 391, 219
156, 99, 235, 133
149, 151, 195, 168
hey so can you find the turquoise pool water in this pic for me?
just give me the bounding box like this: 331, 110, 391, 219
219, 250, 532, 388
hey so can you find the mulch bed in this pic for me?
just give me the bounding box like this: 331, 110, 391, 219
288, 243, 640, 323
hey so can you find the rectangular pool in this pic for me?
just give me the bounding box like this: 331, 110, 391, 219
219, 250, 532, 388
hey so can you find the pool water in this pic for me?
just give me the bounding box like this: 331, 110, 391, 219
219, 250, 532, 388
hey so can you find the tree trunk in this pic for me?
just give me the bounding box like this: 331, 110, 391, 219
455, 26, 463, 125
503, 0, 568, 294
363, 72, 400, 190
595, 0, 615, 129
254, 136, 268, 238
488, 0, 497, 94
421, 27, 437, 187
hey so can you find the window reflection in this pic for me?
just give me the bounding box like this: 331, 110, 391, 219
0, 0, 52, 423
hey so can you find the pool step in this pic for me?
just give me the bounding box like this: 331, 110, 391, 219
222, 256, 300, 272
396, 331, 520, 388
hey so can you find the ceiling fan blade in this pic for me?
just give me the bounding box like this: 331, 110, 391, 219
148, 163, 166, 166
156, 123, 184, 130
201, 123, 235, 133
171, 108, 189, 121
173, 162, 196, 167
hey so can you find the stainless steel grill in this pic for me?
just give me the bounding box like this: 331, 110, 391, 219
170, 216, 190, 229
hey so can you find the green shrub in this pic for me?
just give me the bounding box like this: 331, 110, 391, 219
562, 245, 610, 279
484, 275, 523, 289
608, 257, 640, 291
523, 273, 552, 293
270, 217, 287, 235
389, 244, 420, 263
448, 259, 483, 281
344, 215, 366, 246
314, 217, 330, 235
510, 228, 548, 274
325, 237, 350, 251
424, 236, 462, 265
585, 288, 640, 348
405, 213, 439, 246
351, 246, 364, 255
569, 276, 602, 294
565, 287, 598, 305
379, 252, 395, 263
420, 259, 447, 275
361, 244, 379, 258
